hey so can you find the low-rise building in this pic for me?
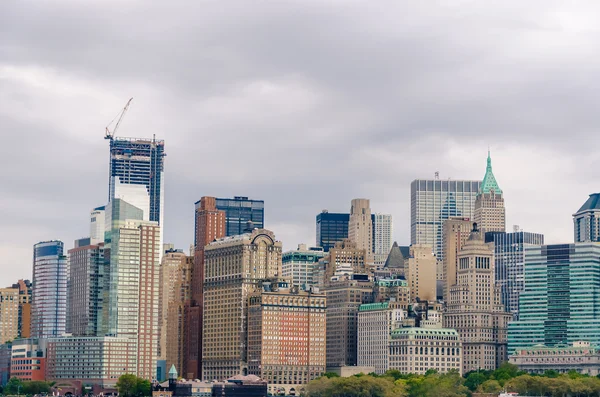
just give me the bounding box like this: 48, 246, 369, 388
389, 327, 463, 375
10, 338, 46, 381
211, 375, 267, 397
510, 341, 600, 376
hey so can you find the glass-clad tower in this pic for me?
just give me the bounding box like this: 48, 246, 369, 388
215, 196, 264, 236
411, 179, 482, 260
508, 243, 600, 354
32, 241, 68, 338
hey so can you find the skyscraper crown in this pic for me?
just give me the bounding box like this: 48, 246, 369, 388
480, 150, 503, 194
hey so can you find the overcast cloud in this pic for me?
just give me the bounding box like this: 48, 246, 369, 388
1, 0, 599, 283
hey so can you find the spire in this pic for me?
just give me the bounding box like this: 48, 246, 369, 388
168, 364, 178, 379
480, 150, 502, 194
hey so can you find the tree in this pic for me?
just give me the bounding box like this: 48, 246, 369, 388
5, 377, 24, 395
304, 375, 397, 397
321, 372, 340, 379
117, 374, 139, 397
464, 372, 487, 391
478, 380, 502, 394
136, 378, 151, 397
23, 381, 51, 395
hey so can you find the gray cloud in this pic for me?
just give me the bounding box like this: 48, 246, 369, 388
1, 0, 599, 283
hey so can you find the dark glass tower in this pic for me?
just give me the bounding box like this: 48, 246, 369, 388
215, 196, 264, 236
316, 211, 377, 252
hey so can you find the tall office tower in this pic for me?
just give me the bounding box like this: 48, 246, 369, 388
0, 287, 19, 344
316, 211, 349, 252
282, 244, 325, 287
474, 151, 505, 233
508, 243, 600, 355
247, 281, 326, 395
444, 224, 511, 372
215, 196, 264, 237
90, 206, 106, 242
324, 278, 374, 368
442, 218, 472, 302
12, 280, 32, 338
573, 193, 600, 242
103, 199, 161, 380
348, 199, 374, 265
373, 214, 393, 268
166, 254, 192, 375
202, 229, 282, 381
185, 197, 226, 379
406, 244, 437, 302
485, 231, 544, 320
411, 179, 482, 260
67, 240, 104, 336
108, 137, 165, 252
158, 249, 187, 361
32, 241, 68, 338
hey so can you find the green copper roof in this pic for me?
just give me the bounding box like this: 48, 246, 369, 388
480, 150, 502, 194
169, 364, 178, 377
359, 302, 389, 312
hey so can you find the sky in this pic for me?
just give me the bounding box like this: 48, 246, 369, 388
1, 0, 600, 283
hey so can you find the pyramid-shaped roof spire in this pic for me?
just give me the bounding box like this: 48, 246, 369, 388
480, 150, 502, 194
384, 242, 405, 268
169, 364, 178, 379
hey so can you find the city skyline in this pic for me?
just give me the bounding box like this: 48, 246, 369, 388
3, 1, 600, 283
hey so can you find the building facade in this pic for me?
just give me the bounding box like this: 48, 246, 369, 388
373, 278, 411, 309
442, 218, 472, 303
32, 241, 68, 338
373, 214, 393, 268
0, 288, 19, 344
215, 196, 264, 237
348, 199, 374, 266
406, 245, 437, 302
90, 206, 106, 242
411, 179, 481, 260
67, 241, 104, 336
508, 243, 600, 355
13, 280, 32, 339
316, 211, 349, 253
186, 197, 226, 380
247, 282, 326, 394
573, 193, 600, 243
389, 327, 463, 375
10, 338, 46, 381
473, 151, 505, 233
282, 244, 325, 287
159, 250, 186, 361
202, 229, 282, 381
444, 224, 511, 372
485, 231, 544, 319
509, 341, 600, 376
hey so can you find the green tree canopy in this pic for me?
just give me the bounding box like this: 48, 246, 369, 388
116, 374, 150, 397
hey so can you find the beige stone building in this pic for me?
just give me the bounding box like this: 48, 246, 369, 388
348, 199, 374, 266
442, 218, 472, 303
406, 245, 436, 302
444, 224, 511, 373
314, 239, 369, 288
247, 282, 326, 395
0, 287, 19, 343
202, 229, 282, 381
373, 277, 410, 309
473, 151, 505, 233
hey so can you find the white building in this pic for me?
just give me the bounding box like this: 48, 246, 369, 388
281, 244, 325, 287
374, 214, 393, 268
89, 206, 106, 243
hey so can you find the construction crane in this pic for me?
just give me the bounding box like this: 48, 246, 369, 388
105, 97, 133, 140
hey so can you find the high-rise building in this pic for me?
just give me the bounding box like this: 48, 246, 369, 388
316, 211, 349, 252
324, 278, 373, 368
215, 196, 264, 237
32, 241, 68, 338
348, 199, 374, 265
573, 193, 600, 242
406, 244, 437, 302
166, 253, 192, 377
0, 287, 19, 344
11, 280, 32, 339
185, 197, 226, 380
317, 239, 368, 288
442, 218, 472, 302
373, 214, 393, 268
90, 206, 106, 242
247, 281, 326, 395
108, 136, 165, 254
67, 241, 104, 336
474, 151, 505, 233
282, 244, 325, 287
485, 231, 544, 319
411, 179, 482, 260
202, 229, 282, 381
444, 224, 511, 372
158, 249, 186, 361
508, 243, 600, 355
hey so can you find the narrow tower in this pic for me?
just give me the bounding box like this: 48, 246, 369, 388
474, 151, 505, 233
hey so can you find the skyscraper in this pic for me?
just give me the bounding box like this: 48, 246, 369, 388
406, 244, 437, 302
442, 218, 474, 302
32, 241, 68, 338
202, 229, 282, 381
0, 287, 19, 344
573, 193, 600, 242
215, 196, 264, 236
348, 199, 374, 265
373, 214, 393, 268
444, 224, 511, 372
411, 179, 482, 260
185, 197, 226, 380
316, 211, 349, 252
89, 206, 106, 242
282, 244, 325, 287
12, 280, 32, 339
508, 243, 600, 354
485, 231, 544, 319
474, 151, 505, 233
